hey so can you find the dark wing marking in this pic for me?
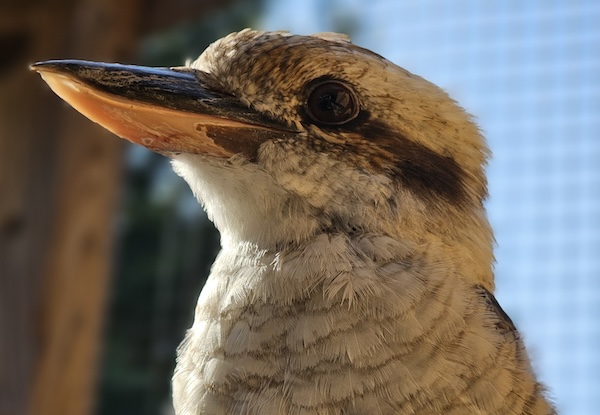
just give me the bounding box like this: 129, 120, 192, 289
476, 285, 517, 333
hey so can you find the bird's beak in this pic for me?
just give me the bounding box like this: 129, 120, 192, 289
31, 60, 296, 158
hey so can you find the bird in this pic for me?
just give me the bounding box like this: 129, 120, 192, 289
32, 29, 555, 415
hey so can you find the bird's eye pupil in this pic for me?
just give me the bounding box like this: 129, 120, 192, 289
306, 81, 359, 125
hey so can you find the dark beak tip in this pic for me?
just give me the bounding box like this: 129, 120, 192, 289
29, 61, 43, 72
30, 59, 92, 75
30, 60, 61, 74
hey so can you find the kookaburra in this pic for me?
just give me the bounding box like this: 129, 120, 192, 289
33, 29, 555, 414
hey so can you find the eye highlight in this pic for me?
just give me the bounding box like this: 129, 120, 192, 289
305, 80, 359, 125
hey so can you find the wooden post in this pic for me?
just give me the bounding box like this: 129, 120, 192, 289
0, 2, 138, 414
0, 2, 233, 414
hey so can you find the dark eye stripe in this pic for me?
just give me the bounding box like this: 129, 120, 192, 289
355, 120, 471, 207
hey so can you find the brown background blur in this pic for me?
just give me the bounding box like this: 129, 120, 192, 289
0, 2, 260, 415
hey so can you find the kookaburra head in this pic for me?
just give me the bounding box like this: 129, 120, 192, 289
33, 30, 554, 415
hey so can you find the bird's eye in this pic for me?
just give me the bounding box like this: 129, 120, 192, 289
305, 80, 359, 125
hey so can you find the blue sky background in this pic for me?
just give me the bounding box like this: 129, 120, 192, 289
259, 1, 599, 413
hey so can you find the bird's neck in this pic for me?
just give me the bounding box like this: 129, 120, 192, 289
172, 154, 494, 289
217, 204, 494, 292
